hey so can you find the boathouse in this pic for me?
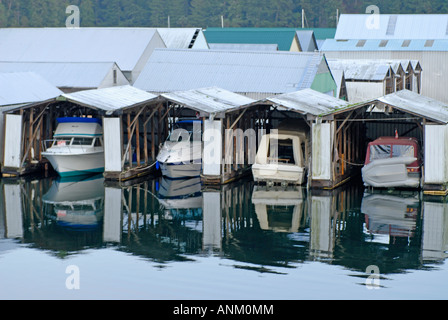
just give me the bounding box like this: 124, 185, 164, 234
308, 89, 448, 195
0, 62, 130, 93
0, 28, 167, 84
0, 72, 63, 172
159, 86, 262, 185
321, 14, 448, 103
1, 85, 166, 181
134, 49, 338, 99
327, 59, 420, 103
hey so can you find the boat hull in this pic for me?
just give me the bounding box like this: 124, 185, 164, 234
159, 161, 202, 179
42, 151, 105, 177
362, 156, 420, 188
252, 163, 306, 185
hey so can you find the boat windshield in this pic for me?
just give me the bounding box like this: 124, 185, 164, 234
268, 139, 296, 164
168, 121, 202, 142
72, 137, 94, 146
370, 144, 415, 162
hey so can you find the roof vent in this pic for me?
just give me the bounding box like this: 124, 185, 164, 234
386, 15, 398, 36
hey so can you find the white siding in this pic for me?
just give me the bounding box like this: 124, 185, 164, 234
203, 120, 222, 176
103, 117, 123, 173
103, 187, 123, 243
3, 114, 23, 169
311, 122, 332, 181
345, 81, 385, 103
424, 124, 448, 184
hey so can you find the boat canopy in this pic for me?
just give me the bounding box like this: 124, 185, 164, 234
54, 118, 103, 138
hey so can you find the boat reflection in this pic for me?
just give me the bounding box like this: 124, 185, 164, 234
361, 190, 420, 242
157, 177, 203, 221
43, 174, 105, 231
1, 176, 447, 273
252, 185, 306, 233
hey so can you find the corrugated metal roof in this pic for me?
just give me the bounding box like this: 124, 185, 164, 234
209, 43, 278, 51
296, 30, 318, 52
325, 38, 448, 51
322, 38, 448, 51
161, 86, 256, 116
62, 85, 159, 115
0, 28, 164, 71
335, 14, 448, 40
0, 62, 126, 88
134, 49, 325, 94
327, 90, 448, 124
0, 72, 63, 106
265, 88, 349, 116
157, 28, 208, 49
327, 59, 394, 81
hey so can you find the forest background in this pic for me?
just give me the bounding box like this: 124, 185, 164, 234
0, 0, 447, 29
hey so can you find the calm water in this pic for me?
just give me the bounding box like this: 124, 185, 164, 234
0, 173, 447, 300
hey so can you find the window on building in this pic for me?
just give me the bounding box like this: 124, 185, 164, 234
424, 40, 435, 47
356, 40, 366, 47
379, 40, 388, 47
402, 40, 411, 47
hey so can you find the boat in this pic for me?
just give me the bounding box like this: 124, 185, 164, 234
252, 120, 309, 185
42, 117, 105, 177
156, 119, 202, 179
361, 136, 422, 188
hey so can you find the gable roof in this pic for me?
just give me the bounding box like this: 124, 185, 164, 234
326, 89, 448, 124
61, 85, 160, 115
265, 88, 349, 116
296, 30, 318, 52
0, 62, 128, 89
335, 14, 448, 40
156, 28, 209, 49
161, 87, 256, 117
134, 49, 327, 95
0, 72, 63, 107
327, 59, 395, 81
0, 28, 165, 72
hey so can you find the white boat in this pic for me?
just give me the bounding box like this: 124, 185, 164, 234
42, 117, 105, 177
362, 136, 422, 188
252, 121, 309, 185
156, 119, 202, 179
251, 185, 305, 233
42, 174, 105, 230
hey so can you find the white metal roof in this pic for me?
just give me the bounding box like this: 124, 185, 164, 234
0, 62, 127, 88
209, 43, 279, 51
0, 72, 63, 107
62, 85, 159, 115
265, 88, 350, 116
161, 86, 256, 116
335, 14, 448, 40
134, 49, 325, 94
0, 28, 165, 72
328, 90, 448, 124
327, 59, 394, 81
156, 28, 209, 49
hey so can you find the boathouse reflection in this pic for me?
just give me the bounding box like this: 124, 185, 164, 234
1, 176, 447, 272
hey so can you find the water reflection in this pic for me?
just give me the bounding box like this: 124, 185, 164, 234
1, 175, 448, 274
